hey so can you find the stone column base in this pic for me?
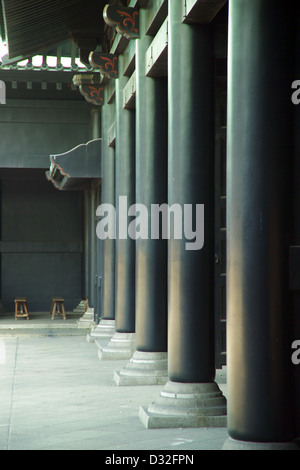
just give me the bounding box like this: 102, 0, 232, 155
139, 381, 227, 429
77, 307, 95, 329
73, 300, 87, 314
222, 437, 299, 451
97, 332, 136, 360
114, 351, 168, 386
87, 319, 115, 343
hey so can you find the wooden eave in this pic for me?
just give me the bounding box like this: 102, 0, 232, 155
0, 0, 107, 63
46, 138, 102, 191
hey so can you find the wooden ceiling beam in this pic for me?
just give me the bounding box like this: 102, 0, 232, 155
183, 0, 227, 24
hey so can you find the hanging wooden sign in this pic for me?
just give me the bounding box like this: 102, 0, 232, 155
103, 5, 139, 39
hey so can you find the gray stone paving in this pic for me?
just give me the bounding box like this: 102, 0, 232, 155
0, 334, 228, 451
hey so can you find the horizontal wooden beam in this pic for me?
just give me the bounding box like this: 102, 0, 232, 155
123, 71, 136, 109
145, 18, 168, 77
0, 69, 93, 85
145, 0, 168, 36
183, 0, 227, 24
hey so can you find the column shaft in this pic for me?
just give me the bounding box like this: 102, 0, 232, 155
293, 2, 300, 441
89, 189, 96, 308
115, 57, 136, 333
139, 4, 227, 423
87, 110, 101, 310
83, 190, 89, 299
227, 0, 296, 444
135, 10, 168, 353
168, 2, 215, 383
101, 95, 116, 322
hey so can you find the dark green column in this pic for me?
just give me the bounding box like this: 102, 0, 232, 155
114, 10, 168, 385
167, 2, 216, 384
114, 56, 136, 334
83, 190, 89, 300
224, 0, 297, 450
100, 95, 116, 323
98, 58, 136, 360
293, 2, 300, 442
83, 110, 101, 311
89, 188, 96, 308
83, 189, 96, 308
140, 1, 226, 427
89, 109, 101, 310
89, 92, 116, 342
135, 12, 168, 353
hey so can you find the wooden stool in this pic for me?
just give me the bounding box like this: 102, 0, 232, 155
15, 298, 29, 320
50, 297, 66, 320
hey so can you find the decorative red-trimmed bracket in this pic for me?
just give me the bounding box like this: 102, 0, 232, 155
79, 84, 104, 106
103, 5, 139, 39
89, 52, 119, 78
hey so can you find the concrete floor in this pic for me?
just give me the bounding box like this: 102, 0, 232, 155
0, 320, 229, 451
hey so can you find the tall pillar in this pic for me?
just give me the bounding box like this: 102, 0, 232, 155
293, 2, 300, 444
90, 108, 101, 140
83, 190, 90, 301
88, 110, 101, 311
79, 189, 96, 326
98, 56, 136, 360
115, 9, 168, 386
88, 93, 116, 342
79, 109, 101, 328
89, 189, 96, 309
140, 1, 226, 428
223, 0, 297, 450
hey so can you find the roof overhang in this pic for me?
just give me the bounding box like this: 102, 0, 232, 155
0, 0, 106, 63
46, 138, 102, 190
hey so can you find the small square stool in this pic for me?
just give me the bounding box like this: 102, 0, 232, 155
15, 298, 29, 320
50, 297, 66, 320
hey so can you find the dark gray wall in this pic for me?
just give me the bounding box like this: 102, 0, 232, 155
0, 169, 83, 312
0, 98, 93, 313
0, 99, 92, 168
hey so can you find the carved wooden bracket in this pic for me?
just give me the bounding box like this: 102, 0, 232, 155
103, 5, 139, 39
79, 84, 104, 106
72, 75, 95, 87
72, 74, 104, 106
89, 52, 119, 79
